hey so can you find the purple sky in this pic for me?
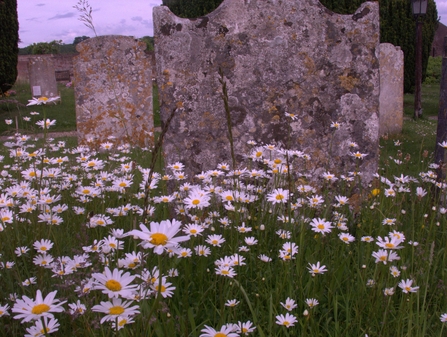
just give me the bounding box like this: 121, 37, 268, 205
17, 0, 447, 47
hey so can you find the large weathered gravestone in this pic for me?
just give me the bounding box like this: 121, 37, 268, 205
28, 57, 58, 98
154, 0, 380, 184
379, 43, 404, 136
73, 35, 154, 148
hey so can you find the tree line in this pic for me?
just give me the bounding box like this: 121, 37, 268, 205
0, 0, 439, 93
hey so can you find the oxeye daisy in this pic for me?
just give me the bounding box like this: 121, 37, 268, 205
12, 290, 66, 323
237, 320, 256, 335
183, 223, 204, 236
151, 278, 176, 298
310, 218, 334, 235
206, 234, 225, 247
92, 267, 138, 298
200, 324, 239, 337
266, 188, 289, 204
215, 265, 237, 278
281, 297, 297, 311
0, 304, 9, 317
183, 189, 211, 210
276, 313, 298, 328
25, 317, 60, 336
91, 298, 140, 324
305, 298, 319, 308
194, 245, 211, 256
338, 233, 355, 244
307, 262, 327, 276
33, 239, 53, 253
225, 299, 240, 307
398, 279, 419, 293
127, 219, 189, 255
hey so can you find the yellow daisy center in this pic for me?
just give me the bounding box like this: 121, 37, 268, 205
385, 243, 394, 248
190, 229, 197, 234
109, 306, 125, 315
276, 194, 284, 200
181, 251, 188, 257
128, 263, 136, 268
215, 334, 227, 337
192, 199, 200, 205
283, 321, 290, 326
274, 159, 282, 164
405, 286, 411, 292
150, 233, 168, 246
29, 172, 36, 177
225, 196, 233, 201
155, 285, 166, 293
38, 97, 49, 102
221, 270, 229, 275
119, 182, 127, 187
379, 256, 387, 261
317, 224, 325, 230
119, 318, 127, 326
31, 303, 50, 315
105, 279, 122, 292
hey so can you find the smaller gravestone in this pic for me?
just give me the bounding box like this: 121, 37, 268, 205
28, 56, 58, 98
73, 35, 154, 149
379, 43, 404, 136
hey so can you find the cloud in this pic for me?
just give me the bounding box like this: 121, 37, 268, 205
48, 12, 76, 20
36, 3, 46, 7
131, 16, 143, 22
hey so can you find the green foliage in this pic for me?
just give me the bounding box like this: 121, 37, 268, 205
30, 40, 62, 55
73, 36, 90, 45
424, 56, 442, 84
162, 0, 224, 18
0, 0, 19, 94
320, 0, 439, 93
140, 36, 155, 52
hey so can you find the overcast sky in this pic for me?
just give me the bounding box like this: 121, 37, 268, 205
17, 0, 447, 47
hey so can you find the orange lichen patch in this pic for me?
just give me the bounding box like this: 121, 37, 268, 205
339, 75, 359, 91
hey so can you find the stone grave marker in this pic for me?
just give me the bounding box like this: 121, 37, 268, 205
73, 35, 154, 148
154, 0, 380, 184
28, 56, 58, 98
379, 43, 404, 136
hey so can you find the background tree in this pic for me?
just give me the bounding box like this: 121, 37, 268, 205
73, 36, 90, 45
30, 40, 62, 55
320, 0, 438, 93
162, 0, 223, 18
140, 36, 155, 52
0, 0, 19, 94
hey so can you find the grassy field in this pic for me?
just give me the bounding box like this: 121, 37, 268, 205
0, 81, 162, 136
404, 84, 440, 118
0, 81, 76, 134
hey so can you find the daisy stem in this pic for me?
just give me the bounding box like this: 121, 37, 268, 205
40, 316, 50, 337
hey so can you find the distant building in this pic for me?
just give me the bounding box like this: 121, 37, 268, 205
431, 22, 447, 57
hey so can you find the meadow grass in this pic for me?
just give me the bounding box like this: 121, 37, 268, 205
0, 110, 446, 337
0, 82, 161, 137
